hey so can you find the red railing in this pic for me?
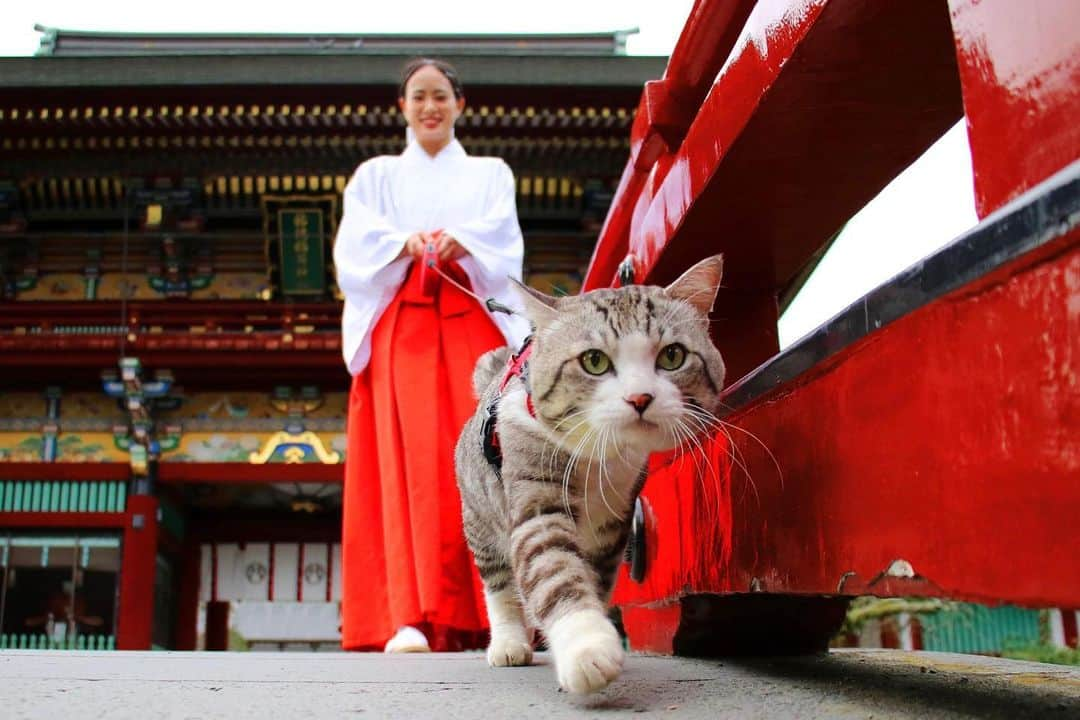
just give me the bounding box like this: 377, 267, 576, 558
590, 0, 1080, 655
584, 0, 758, 293
0, 300, 344, 373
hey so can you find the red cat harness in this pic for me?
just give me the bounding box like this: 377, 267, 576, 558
481, 336, 535, 473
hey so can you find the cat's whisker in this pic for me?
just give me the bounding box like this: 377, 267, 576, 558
549, 413, 594, 514
607, 426, 634, 471
678, 405, 755, 515
562, 421, 595, 520
537, 437, 563, 511
672, 417, 721, 529
594, 427, 617, 518
689, 421, 726, 530
670, 425, 701, 484
709, 421, 760, 508
595, 427, 627, 519
577, 426, 603, 547
684, 403, 780, 482
689, 417, 755, 507
561, 445, 581, 523
685, 404, 780, 502
665, 420, 698, 502
715, 398, 740, 413
715, 420, 783, 492
673, 417, 721, 530
550, 407, 589, 434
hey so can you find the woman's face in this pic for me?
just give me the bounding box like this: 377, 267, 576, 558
399, 65, 465, 150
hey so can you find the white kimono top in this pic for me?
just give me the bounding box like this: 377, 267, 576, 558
334, 137, 531, 375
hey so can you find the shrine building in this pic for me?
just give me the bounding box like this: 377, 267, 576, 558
0, 29, 664, 650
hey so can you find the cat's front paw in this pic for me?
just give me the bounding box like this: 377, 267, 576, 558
547, 610, 624, 694
486, 633, 534, 667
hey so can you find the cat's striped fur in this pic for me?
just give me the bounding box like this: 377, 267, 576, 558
455, 255, 726, 694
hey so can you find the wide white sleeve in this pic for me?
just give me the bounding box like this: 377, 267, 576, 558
445, 160, 522, 279
333, 161, 411, 298
446, 160, 531, 346
333, 161, 413, 374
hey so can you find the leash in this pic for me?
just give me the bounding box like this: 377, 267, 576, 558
420, 243, 518, 317
415, 241, 529, 475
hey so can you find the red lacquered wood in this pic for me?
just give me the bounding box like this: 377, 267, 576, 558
0, 463, 130, 480
585, 0, 758, 291
620, 603, 682, 655
117, 494, 159, 650
174, 538, 202, 651
593, 0, 1080, 657
0, 300, 345, 388
585, 0, 963, 299
613, 234, 1080, 637
0, 511, 126, 528
157, 462, 342, 485
947, 0, 1080, 217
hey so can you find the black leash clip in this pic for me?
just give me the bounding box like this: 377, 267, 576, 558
480, 397, 502, 474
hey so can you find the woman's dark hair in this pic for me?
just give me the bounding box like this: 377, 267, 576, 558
399, 58, 465, 100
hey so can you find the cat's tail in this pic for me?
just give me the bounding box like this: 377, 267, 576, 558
473, 346, 512, 397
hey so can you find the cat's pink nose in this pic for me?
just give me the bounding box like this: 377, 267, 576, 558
626, 393, 654, 415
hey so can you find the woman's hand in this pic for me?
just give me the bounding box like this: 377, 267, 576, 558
435, 232, 469, 263
402, 232, 430, 260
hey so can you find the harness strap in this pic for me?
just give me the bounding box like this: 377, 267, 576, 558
481, 336, 535, 473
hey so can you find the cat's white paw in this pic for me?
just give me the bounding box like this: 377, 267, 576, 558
547, 610, 624, 694
486, 633, 534, 667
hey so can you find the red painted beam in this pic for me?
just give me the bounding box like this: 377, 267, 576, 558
157, 462, 343, 484
595, 0, 1080, 657
0, 462, 129, 480
0, 358, 350, 392
613, 231, 1080, 622
0, 337, 342, 359
0, 299, 344, 379
947, 0, 1080, 217
0, 511, 126, 528
586, 0, 963, 296
0, 460, 343, 486
0, 300, 340, 328
584, 0, 758, 292
584, 164, 642, 296
631, 0, 954, 278
586, 0, 964, 383
188, 511, 341, 544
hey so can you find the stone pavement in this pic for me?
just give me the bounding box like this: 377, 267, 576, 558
1, 648, 1077, 719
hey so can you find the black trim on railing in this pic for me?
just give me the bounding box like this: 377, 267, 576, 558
720, 160, 1080, 415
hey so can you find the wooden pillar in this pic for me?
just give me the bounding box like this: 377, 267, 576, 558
1063, 609, 1079, 650
173, 538, 202, 651
204, 601, 230, 651
711, 289, 779, 386
116, 494, 159, 650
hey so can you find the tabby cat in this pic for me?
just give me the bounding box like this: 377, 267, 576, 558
454, 254, 726, 694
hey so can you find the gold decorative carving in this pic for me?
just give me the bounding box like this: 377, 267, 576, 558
248, 430, 341, 465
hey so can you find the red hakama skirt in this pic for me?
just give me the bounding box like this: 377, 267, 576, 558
341, 261, 506, 651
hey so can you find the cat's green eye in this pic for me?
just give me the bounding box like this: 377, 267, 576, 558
579, 349, 612, 376
657, 343, 687, 371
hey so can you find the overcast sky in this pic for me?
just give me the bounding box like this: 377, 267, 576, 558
2, 0, 978, 348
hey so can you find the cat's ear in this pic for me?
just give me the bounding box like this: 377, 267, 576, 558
509, 277, 558, 326
664, 254, 724, 315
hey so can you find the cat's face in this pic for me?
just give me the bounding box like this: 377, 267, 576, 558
515, 256, 726, 455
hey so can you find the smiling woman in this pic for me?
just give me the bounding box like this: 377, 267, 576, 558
334, 58, 531, 654
398, 59, 465, 154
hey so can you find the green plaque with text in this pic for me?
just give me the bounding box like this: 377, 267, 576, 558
277, 209, 325, 295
